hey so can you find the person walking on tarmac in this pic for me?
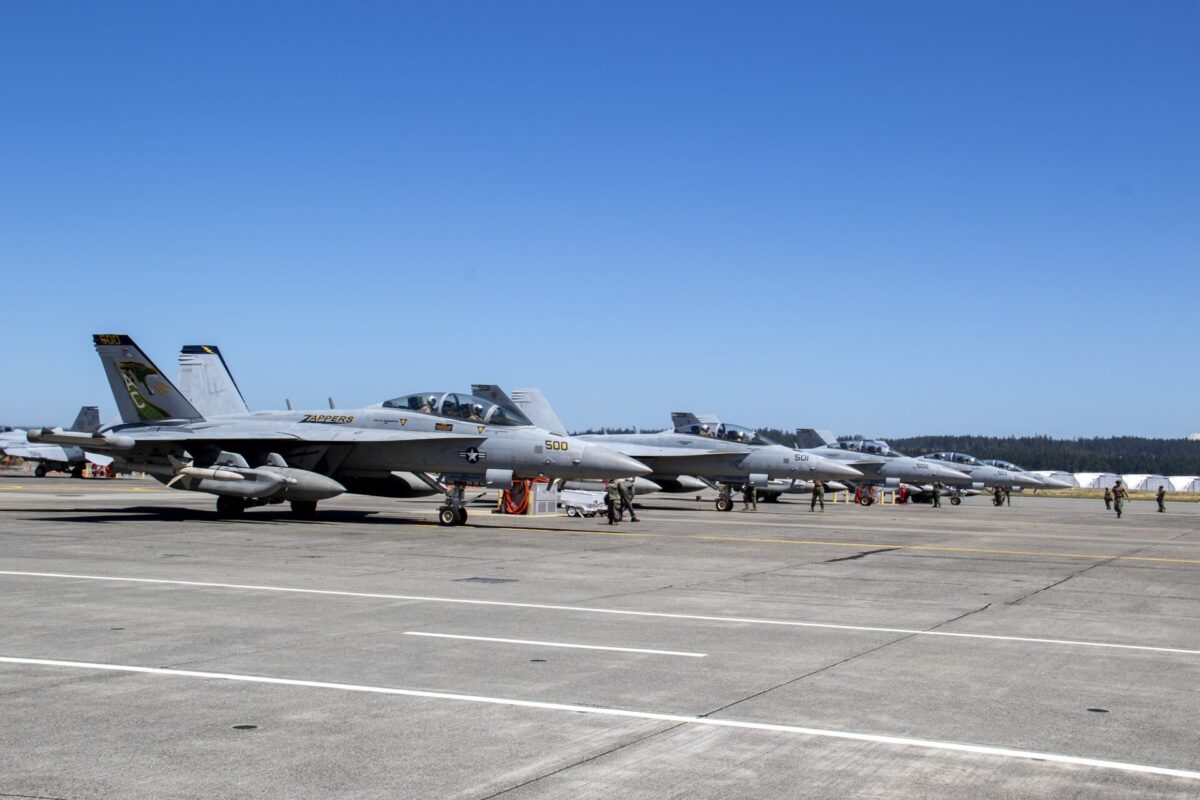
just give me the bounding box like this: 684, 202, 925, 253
605, 480, 621, 525
1112, 480, 1129, 518
810, 479, 825, 512
1103, 486, 1113, 510
932, 481, 943, 508
1003, 486, 1011, 506
1156, 485, 1166, 513
617, 478, 639, 522
742, 483, 757, 511
992, 485, 1004, 506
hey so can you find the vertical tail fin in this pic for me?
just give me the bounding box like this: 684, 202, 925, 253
93, 335, 204, 424
509, 388, 568, 435
178, 345, 250, 417
67, 405, 101, 432
794, 428, 837, 448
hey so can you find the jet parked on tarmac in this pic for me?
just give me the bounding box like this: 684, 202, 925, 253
982, 459, 1074, 489
792, 430, 973, 505
509, 392, 862, 512
918, 452, 1046, 491
29, 335, 648, 524
0, 406, 110, 477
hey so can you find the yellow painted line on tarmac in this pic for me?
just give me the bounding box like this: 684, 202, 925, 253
485, 525, 1200, 566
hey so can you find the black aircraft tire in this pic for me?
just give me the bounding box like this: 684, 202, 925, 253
34, 464, 47, 478
859, 496, 874, 507
715, 497, 732, 512
951, 496, 962, 506
438, 507, 456, 526
216, 496, 245, 518
456, 508, 468, 525
290, 500, 318, 519
72, 465, 85, 479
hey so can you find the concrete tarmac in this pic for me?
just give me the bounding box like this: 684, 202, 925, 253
2, 475, 1199, 798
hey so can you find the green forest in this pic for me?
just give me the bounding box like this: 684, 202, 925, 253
758, 431, 1200, 475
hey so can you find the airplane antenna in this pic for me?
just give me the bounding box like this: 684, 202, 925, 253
286, 399, 293, 410
328, 397, 336, 409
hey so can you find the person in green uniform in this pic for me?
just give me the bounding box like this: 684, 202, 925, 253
810, 479, 825, 512
618, 478, 639, 522
742, 483, 757, 511
932, 482, 943, 508
1112, 480, 1128, 518
606, 480, 621, 525
1103, 487, 1112, 510
1156, 485, 1166, 513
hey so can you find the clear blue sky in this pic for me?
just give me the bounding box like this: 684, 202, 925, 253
2, 1, 1196, 437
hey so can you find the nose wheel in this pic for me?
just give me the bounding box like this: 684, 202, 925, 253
437, 483, 469, 526
714, 484, 734, 512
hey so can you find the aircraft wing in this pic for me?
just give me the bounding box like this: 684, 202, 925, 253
28, 426, 487, 452
604, 443, 731, 459
2, 444, 71, 461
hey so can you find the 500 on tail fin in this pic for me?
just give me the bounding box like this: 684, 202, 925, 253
93, 334, 204, 424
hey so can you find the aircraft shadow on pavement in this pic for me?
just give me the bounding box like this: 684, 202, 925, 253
21, 506, 432, 526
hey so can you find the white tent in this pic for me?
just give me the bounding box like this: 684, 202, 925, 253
1031, 470, 1078, 488
1122, 474, 1172, 491
1074, 472, 1122, 489
1170, 476, 1200, 492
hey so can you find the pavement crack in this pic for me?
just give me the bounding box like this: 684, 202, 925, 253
475, 722, 687, 799
823, 547, 899, 563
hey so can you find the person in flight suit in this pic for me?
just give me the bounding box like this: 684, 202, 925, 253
606, 480, 621, 525
617, 478, 639, 522
1156, 485, 1166, 513
1112, 480, 1129, 519
810, 479, 825, 512
932, 482, 943, 508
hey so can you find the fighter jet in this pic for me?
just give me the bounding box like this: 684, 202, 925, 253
917, 452, 1045, 491
29, 335, 648, 524
508, 392, 862, 512
0, 406, 111, 477
982, 459, 1074, 489
793, 430, 973, 505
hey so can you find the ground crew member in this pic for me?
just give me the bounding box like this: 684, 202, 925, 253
1103, 487, 1112, 510
932, 481, 942, 508
1112, 480, 1128, 519
605, 480, 621, 525
810, 479, 825, 512
617, 478, 639, 522
742, 483, 757, 511
993, 485, 1003, 506
1003, 486, 1011, 506
1156, 485, 1166, 513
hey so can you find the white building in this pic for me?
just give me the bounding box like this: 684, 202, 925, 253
1074, 472, 1122, 489
1170, 476, 1200, 492
1122, 474, 1172, 491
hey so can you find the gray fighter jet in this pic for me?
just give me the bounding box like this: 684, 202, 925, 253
918, 452, 1045, 490
0, 406, 110, 477
793, 430, 973, 505
28, 335, 648, 524
982, 459, 1074, 489
509, 391, 862, 512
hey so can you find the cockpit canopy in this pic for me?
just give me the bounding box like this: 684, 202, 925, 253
381, 392, 532, 426
983, 459, 1023, 471
676, 420, 777, 446
925, 451, 982, 466
829, 439, 902, 457
0, 426, 12, 433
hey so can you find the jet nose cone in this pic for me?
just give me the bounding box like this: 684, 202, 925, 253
933, 464, 973, 482
822, 458, 863, 480
1013, 473, 1045, 489
578, 444, 651, 480
1041, 476, 1074, 489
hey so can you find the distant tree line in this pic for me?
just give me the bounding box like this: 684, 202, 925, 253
574, 428, 1200, 474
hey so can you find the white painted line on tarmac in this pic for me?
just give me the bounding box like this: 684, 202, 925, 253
1, 654, 1197, 781
402, 631, 705, 657
3, 569, 1200, 658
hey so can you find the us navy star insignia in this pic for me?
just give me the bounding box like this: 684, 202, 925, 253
459, 447, 486, 463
